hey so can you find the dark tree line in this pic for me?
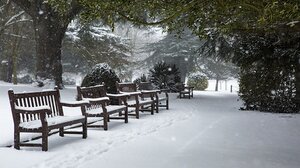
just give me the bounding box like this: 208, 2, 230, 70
5, 0, 300, 112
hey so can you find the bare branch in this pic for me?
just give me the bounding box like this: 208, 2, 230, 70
4, 11, 25, 26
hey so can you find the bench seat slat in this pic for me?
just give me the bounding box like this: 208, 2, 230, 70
19, 116, 85, 129
86, 105, 127, 115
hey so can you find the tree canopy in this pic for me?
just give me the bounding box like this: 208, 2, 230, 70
73, 0, 300, 35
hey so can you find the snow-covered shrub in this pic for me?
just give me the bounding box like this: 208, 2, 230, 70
81, 63, 120, 93
17, 74, 34, 84
187, 74, 208, 90
149, 62, 181, 92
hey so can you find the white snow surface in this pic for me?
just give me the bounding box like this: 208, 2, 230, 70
0, 82, 300, 168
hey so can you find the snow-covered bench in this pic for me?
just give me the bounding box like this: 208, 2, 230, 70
77, 84, 128, 130
116, 82, 155, 119
8, 87, 89, 151
138, 82, 169, 112
176, 83, 194, 99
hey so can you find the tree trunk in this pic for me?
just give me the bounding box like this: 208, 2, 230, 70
7, 57, 13, 83
215, 76, 219, 91
10, 0, 81, 88
295, 56, 300, 110
33, 17, 68, 88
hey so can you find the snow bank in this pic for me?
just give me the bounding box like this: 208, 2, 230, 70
0, 82, 300, 168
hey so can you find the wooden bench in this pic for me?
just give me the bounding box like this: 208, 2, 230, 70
177, 83, 194, 99
138, 82, 169, 112
8, 87, 89, 151
77, 84, 128, 130
116, 82, 155, 119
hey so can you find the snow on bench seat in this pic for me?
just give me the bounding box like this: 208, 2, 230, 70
19, 116, 85, 129
86, 105, 127, 115
15, 105, 50, 111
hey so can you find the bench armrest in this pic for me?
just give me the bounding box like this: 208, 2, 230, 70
106, 93, 129, 105
15, 105, 52, 115
106, 93, 130, 98
120, 91, 141, 96
60, 100, 90, 107
140, 90, 158, 94
82, 97, 110, 104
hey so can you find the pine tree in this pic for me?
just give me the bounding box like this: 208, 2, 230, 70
149, 62, 181, 92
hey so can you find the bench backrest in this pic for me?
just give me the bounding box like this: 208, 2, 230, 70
8, 88, 63, 124
175, 83, 185, 92
116, 82, 137, 92
77, 85, 107, 99
77, 84, 107, 110
138, 82, 155, 90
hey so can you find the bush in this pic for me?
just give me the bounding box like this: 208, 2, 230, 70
239, 57, 298, 113
18, 74, 34, 84
187, 74, 208, 90
149, 62, 181, 92
81, 63, 120, 93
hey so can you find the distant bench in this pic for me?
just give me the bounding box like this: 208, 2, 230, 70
138, 82, 169, 112
8, 87, 89, 151
116, 82, 155, 119
176, 83, 194, 99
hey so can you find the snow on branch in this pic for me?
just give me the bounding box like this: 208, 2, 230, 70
4, 10, 25, 27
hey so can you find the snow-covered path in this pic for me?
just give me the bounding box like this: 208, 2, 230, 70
1, 88, 300, 168
80, 92, 300, 168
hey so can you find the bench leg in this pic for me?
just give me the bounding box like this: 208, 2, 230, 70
166, 99, 169, 110
59, 127, 64, 137
151, 103, 154, 115
103, 113, 108, 130
14, 129, 20, 150
156, 100, 159, 113
124, 108, 128, 123
135, 106, 139, 119
82, 120, 87, 139
42, 128, 48, 151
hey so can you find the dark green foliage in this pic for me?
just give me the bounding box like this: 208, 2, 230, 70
239, 59, 297, 113
133, 74, 148, 84
81, 63, 120, 93
149, 62, 181, 92
235, 32, 300, 113
187, 74, 208, 91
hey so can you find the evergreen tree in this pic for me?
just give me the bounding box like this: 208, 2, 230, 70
149, 62, 181, 92
196, 32, 238, 91
232, 32, 300, 112
62, 20, 131, 75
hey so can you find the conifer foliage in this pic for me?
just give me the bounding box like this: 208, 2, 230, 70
234, 33, 300, 113
149, 62, 181, 92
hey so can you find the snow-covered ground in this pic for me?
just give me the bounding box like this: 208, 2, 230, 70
0, 81, 300, 168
